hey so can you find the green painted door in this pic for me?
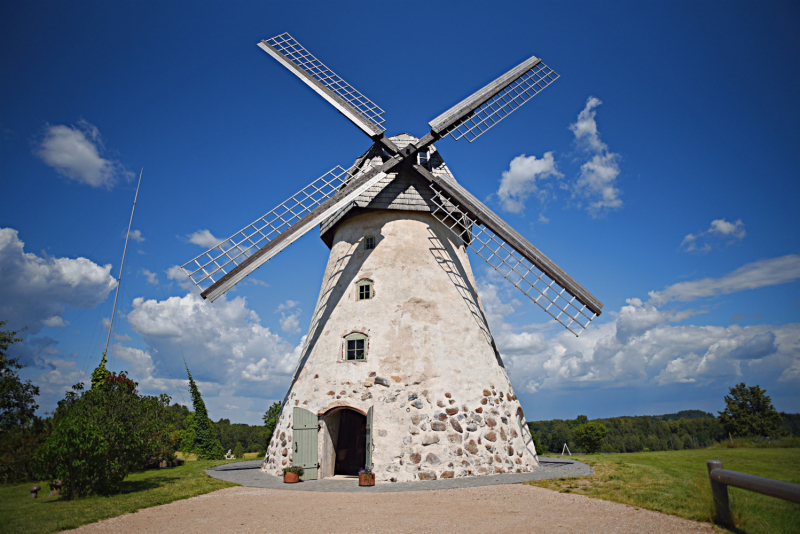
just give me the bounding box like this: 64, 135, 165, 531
293, 407, 318, 480
365, 406, 374, 470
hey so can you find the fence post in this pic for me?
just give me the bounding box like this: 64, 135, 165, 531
707, 460, 733, 528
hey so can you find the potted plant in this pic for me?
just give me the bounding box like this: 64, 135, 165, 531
283, 466, 304, 483
358, 466, 375, 486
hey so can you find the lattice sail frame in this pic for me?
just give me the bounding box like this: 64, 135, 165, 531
428, 185, 596, 336
265, 33, 386, 133
443, 62, 559, 143
181, 165, 355, 291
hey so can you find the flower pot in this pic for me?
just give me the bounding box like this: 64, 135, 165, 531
284, 472, 300, 483
359, 473, 375, 486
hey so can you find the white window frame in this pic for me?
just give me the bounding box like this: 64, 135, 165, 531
356, 278, 374, 301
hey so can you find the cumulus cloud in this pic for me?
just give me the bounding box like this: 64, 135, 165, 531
129, 229, 145, 243
482, 256, 800, 395
126, 293, 301, 403
496, 152, 562, 213
166, 265, 195, 291
648, 254, 800, 305
42, 316, 69, 328
0, 228, 116, 335
570, 97, 622, 216
187, 229, 222, 248
681, 218, 745, 252
496, 294, 799, 391
35, 120, 131, 188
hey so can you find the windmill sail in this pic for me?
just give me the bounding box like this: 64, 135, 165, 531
428, 55, 559, 143
414, 165, 602, 336
259, 33, 386, 138
182, 162, 395, 301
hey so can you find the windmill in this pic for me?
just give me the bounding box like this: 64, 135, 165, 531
181, 33, 602, 482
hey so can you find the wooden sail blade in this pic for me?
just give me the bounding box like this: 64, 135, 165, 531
428, 56, 558, 143
259, 33, 386, 138
413, 164, 602, 336
181, 164, 392, 302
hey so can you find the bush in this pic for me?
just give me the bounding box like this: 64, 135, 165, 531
573, 421, 608, 453
232, 443, 245, 459
36, 373, 174, 499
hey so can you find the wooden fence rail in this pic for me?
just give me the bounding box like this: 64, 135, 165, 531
706, 460, 800, 527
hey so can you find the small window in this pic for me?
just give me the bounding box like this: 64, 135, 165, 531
364, 236, 375, 250
418, 151, 429, 167
344, 333, 367, 361
357, 280, 373, 301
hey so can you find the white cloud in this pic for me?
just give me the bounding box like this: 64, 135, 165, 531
279, 312, 301, 333
42, 316, 69, 328
126, 293, 301, 403
497, 152, 562, 213
35, 120, 130, 188
129, 229, 145, 243
166, 265, 195, 291
276, 300, 299, 312
648, 254, 800, 305
0, 228, 116, 335
140, 268, 159, 285
187, 229, 222, 248
248, 279, 269, 287
570, 97, 622, 216
681, 218, 746, 252
497, 295, 799, 391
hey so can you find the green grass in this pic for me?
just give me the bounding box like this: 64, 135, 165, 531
0, 459, 239, 534
530, 448, 800, 533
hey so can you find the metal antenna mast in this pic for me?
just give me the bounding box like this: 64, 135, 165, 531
102, 168, 143, 358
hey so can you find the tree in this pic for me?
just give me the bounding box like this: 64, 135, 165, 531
263, 401, 281, 448
573, 421, 608, 453
233, 442, 245, 459
186, 364, 224, 459
719, 383, 785, 438
37, 373, 173, 498
0, 322, 39, 435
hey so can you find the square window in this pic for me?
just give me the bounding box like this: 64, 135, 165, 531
346, 338, 365, 361
364, 236, 375, 250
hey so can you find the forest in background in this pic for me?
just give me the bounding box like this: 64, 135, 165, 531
528, 410, 800, 454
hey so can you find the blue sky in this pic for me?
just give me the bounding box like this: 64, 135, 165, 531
1, 1, 798, 425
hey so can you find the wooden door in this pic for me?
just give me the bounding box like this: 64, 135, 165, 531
293, 407, 318, 480
365, 406, 374, 470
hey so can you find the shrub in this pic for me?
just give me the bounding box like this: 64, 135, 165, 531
36, 373, 173, 499
573, 421, 608, 454
232, 443, 245, 459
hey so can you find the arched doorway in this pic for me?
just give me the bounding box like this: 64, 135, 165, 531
319, 407, 367, 477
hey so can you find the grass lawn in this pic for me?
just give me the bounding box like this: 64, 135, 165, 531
0, 459, 240, 534
530, 447, 800, 533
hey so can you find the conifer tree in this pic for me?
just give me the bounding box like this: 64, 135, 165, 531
185, 364, 224, 459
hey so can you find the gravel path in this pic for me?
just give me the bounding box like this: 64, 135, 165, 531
206, 458, 593, 491
67, 484, 715, 533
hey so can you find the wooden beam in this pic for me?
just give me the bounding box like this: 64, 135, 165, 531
258, 41, 383, 138
412, 164, 603, 316
202, 158, 401, 301
428, 55, 542, 135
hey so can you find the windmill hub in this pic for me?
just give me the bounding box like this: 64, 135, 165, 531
181, 33, 603, 482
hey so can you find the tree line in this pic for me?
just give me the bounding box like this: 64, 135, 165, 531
529, 385, 798, 454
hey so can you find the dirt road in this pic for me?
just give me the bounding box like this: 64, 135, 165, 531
67, 484, 715, 533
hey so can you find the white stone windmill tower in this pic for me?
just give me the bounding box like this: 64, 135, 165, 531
181, 33, 603, 482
